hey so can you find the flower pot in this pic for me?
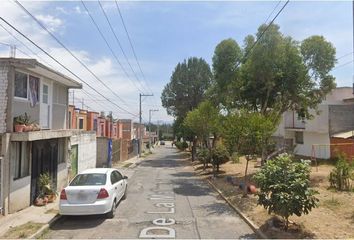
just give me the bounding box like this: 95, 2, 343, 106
34, 197, 46, 206
46, 194, 56, 203
24, 125, 33, 132
14, 124, 26, 132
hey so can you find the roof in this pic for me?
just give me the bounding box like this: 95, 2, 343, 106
332, 130, 354, 139
0, 58, 82, 89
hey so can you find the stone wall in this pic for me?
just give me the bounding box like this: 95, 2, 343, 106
0, 66, 8, 133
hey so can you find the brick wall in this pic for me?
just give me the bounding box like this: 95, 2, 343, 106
0, 66, 8, 133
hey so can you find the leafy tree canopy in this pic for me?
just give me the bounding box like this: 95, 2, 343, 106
161, 57, 212, 119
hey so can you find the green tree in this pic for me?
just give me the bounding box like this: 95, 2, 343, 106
210, 38, 242, 109
184, 101, 220, 162
221, 111, 277, 193
253, 154, 319, 230
238, 24, 335, 118
161, 57, 212, 118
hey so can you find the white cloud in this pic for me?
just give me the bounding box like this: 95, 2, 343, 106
35, 14, 64, 33
74, 6, 82, 14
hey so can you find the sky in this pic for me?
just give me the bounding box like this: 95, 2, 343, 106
0, 0, 353, 124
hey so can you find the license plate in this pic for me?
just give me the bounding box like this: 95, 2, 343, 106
78, 193, 87, 201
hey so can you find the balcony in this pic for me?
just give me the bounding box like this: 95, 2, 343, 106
284, 111, 305, 130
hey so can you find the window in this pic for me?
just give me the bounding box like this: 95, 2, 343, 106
42, 84, 48, 104
93, 119, 97, 131
295, 131, 304, 144
110, 172, 118, 184
78, 118, 84, 129
68, 111, 72, 129
114, 171, 123, 182
12, 142, 29, 179
100, 124, 104, 136
14, 71, 28, 99
70, 174, 106, 186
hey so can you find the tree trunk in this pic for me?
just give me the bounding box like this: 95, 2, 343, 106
191, 139, 197, 162
243, 156, 250, 196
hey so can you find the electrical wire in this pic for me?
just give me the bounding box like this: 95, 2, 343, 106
235, 0, 290, 68
14, 0, 131, 108
0, 16, 138, 118
98, 1, 148, 94
81, 1, 146, 95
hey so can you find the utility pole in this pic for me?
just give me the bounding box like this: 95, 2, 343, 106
149, 109, 159, 151
139, 93, 153, 157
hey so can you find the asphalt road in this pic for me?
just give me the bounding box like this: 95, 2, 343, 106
44, 145, 256, 239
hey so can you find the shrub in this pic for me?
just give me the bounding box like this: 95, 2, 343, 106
253, 153, 319, 230
230, 152, 240, 164
211, 143, 230, 172
175, 141, 188, 151
197, 147, 210, 166
329, 156, 353, 191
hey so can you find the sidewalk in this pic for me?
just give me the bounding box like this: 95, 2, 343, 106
0, 197, 59, 238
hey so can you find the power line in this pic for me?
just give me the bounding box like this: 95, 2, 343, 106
337, 51, 353, 60
264, 1, 282, 24
115, 1, 150, 92
14, 0, 130, 108
98, 1, 148, 94
0, 22, 56, 68
81, 1, 146, 94
333, 60, 353, 70
0, 16, 138, 118
235, 0, 290, 68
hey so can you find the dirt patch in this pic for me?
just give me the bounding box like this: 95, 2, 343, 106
192, 157, 354, 239
0, 222, 44, 239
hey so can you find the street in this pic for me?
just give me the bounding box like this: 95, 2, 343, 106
44, 145, 255, 239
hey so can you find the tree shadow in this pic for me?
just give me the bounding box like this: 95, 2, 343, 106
50, 215, 106, 230
139, 158, 185, 168
171, 178, 213, 196
258, 216, 316, 239
200, 202, 234, 216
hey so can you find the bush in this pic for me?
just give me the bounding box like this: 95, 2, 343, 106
197, 147, 210, 165
211, 143, 230, 172
230, 152, 240, 164
253, 153, 319, 230
329, 156, 353, 191
175, 141, 188, 151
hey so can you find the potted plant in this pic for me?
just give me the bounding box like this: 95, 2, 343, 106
37, 172, 57, 204
14, 115, 26, 132
14, 113, 33, 132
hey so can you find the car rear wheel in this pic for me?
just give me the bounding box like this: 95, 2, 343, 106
122, 186, 128, 200
107, 199, 116, 219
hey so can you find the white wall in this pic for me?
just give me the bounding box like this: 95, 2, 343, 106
293, 132, 331, 159
0, 66, 8, 134
9, 176, 31, 213
324, 87, 353, 104
70, 132, 96, 173
304, 105, 329, 133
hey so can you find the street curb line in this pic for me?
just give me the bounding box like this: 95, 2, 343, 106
29, 214, 62, 239
206, 179, 268, 239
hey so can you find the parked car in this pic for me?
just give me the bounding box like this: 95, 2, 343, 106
160, 141, 165, 145
59, 168, 128, 218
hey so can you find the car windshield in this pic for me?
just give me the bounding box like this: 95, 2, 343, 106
70, 173, 106, 186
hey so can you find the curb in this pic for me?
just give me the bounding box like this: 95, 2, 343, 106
29, 214, 62, 239
206, 179, 268, 239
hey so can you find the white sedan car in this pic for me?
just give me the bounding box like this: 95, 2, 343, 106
59, 168, 128, 218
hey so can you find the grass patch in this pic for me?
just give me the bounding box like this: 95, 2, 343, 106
1, 222, 44, 239
322, 196, 341, 210
44, 209, 58, 215
123, 162, 133, 168
35, 227, 50, 239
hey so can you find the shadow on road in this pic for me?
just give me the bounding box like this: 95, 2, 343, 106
200, 202, 233, 216
139, 158, 184, 168
50, 215, 106, 230
171, 178, 213, 196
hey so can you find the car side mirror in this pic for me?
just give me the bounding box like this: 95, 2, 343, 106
123, 176, 128, 179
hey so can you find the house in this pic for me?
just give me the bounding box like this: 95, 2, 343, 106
0, 58, 96, 215
87, 111, 99, 135
274, 87, 354, 160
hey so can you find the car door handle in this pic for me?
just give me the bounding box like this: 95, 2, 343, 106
115, 187, 117, 190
